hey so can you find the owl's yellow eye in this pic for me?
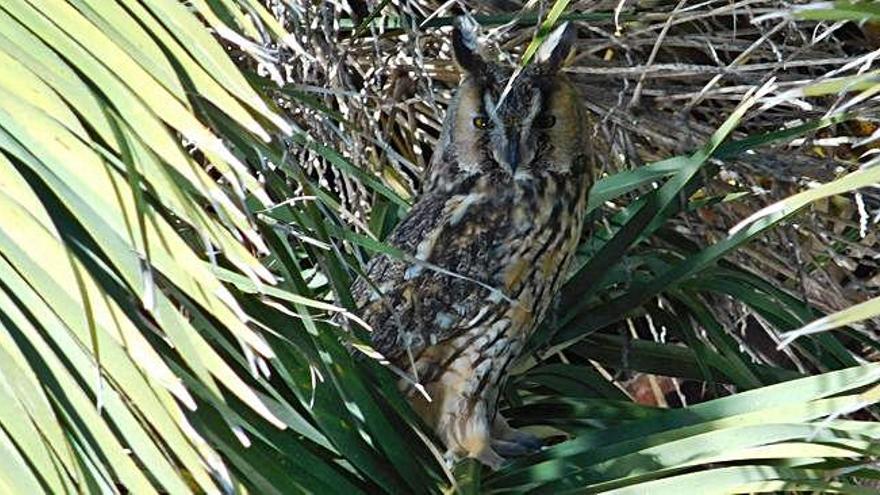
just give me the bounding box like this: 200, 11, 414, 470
473, 116, 490, 129
535, 114, 556, 129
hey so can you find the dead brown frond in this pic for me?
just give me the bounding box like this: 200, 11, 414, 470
255, 0, 879, 378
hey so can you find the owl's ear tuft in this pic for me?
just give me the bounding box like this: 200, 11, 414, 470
452, 16, 486, 76
534, 22, 576, 72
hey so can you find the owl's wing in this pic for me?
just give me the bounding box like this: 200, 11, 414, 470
352, 190, 511, 364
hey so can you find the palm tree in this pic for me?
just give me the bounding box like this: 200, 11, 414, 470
0, 1, 878, 493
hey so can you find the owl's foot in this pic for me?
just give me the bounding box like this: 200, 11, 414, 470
445, 417, 507, 470
472, 446, 505, 471
491, 415, 543, 455
490, 438, 534, 457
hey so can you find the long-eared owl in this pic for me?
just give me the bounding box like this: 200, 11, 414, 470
352, 18, 592, 469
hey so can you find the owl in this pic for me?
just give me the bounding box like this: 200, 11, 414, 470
352, 19, 592, 469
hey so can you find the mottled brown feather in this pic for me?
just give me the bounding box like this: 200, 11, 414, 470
351, 20, 592, 468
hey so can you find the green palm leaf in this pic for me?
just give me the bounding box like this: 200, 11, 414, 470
1, 0, 878, 493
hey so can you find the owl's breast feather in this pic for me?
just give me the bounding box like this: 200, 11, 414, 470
356, 169, 587, 364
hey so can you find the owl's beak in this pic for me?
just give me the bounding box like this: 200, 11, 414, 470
503, 141, 520, 172
496, 132, 521, 172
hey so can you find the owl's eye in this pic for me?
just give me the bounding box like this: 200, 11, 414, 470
535, 114, 556, 129
473, 116, 491, 129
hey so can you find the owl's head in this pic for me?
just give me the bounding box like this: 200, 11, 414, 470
433, 19, 586, 186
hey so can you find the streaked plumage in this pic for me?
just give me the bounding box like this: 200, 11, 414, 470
352, 19, 592, 468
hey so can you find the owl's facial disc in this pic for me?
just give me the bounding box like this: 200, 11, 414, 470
448, 20, 583, 182
483, 89, 542, 174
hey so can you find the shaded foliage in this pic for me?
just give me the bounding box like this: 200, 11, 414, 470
0, 0, 878, 493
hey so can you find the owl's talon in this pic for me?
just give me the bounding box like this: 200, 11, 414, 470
442, 450, 458, 469
513, 432, 543, 451
493, 430, 542, 452
474, 447, 505, 471
491, 438, 533, 457
492, 415, 543, 452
